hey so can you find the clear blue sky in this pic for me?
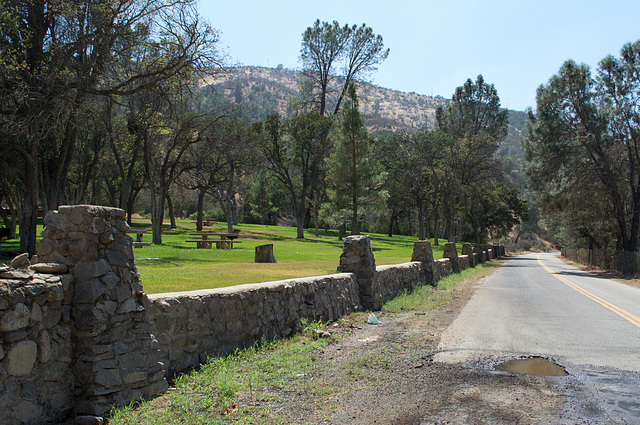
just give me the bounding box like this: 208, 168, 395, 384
198, 0, 640, 112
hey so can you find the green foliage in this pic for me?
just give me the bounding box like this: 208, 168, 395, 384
299, 19, 389, 116
524, 39, 640, 250
434, 75, 523, 242
327, 82, 380, 234
255, 112, 334, 238
436, 75, 509, 141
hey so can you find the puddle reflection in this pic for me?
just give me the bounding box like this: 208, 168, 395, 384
496, 357, 568, 376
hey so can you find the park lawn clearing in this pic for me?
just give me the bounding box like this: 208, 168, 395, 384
129, 219, 452, 294
1, 217, 456, 294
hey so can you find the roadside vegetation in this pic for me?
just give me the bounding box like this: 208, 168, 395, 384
108, 262, 500, 424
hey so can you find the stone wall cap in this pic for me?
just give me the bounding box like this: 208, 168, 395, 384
377, 262, 416, 271
57, 205, 125, 217
30, 262, 69, 274
147, 273, 356, 300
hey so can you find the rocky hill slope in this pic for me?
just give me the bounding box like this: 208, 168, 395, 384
204, 66, 526, 164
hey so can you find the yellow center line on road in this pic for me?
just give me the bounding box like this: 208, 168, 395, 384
537, 255, 640, 329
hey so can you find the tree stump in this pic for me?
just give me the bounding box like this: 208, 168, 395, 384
255, 244, 276, 263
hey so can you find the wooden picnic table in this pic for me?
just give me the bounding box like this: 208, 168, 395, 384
202, 218, 216, 226
126, 229, 151, 248
186, 232, 241, 249
190, 218, 216, 226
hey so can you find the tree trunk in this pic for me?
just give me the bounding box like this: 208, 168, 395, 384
125, 187, 141, 226
196, 189, 205, 231
232, 201, 238, 226
418, 202, 425, 240
150, 183, 165, 245
303, 202, 312, 229
296, 209, 305, 239
21, 149, 39, 256
387, 209, 396, 237
314, 191, 320, 237
167, 194, 177, 229
338, 222, 346, 241
351, 192, 359, 236
227, 206, 234, 233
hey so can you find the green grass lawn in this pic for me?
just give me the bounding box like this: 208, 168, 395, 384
1, 218, 456, 294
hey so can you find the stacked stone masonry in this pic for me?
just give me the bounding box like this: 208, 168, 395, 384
0, 205, 503, 424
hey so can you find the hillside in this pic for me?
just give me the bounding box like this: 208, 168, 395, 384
203, 65, 526, 159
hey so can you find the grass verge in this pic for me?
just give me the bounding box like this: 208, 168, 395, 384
108, 262, 500, 425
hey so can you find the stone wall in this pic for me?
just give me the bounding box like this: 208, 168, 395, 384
375, 262, 425, 307
0, 206, 167, 424
146, 274, 360, 378
434, 258, 453, 281
0, 264, 74, 424
459, 255, 470, 271
0, 205, 503, 424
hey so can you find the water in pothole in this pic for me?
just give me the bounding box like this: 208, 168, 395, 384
495, 357, 568, 376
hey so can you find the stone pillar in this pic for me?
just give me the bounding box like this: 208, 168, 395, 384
443, 242, 460, 273
411, 240, 436, 285
37, 205, 167, 416
461, 243, 475, 267
493, 244, 501, 258
473, 244, 485, 263
338, 235, 378, 310
483, 244, 494, 260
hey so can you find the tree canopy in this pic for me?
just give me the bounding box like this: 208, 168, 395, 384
524, 40, 640, 252
299, 19, 388, 116
0, 0, 223, 254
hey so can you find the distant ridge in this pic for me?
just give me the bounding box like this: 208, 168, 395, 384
204, 66, 526, 151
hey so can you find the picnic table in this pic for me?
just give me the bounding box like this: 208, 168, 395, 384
191, 218, 216, 226
127, 229, 151, 248
186, 232, 242, 249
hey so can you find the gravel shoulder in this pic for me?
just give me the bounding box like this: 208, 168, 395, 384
254, 264, 570, 424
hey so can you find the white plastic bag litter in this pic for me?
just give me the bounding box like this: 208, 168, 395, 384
367, 313, 382, 325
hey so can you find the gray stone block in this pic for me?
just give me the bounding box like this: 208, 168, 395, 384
5, 340, 38, 376
0, 303, 30, 332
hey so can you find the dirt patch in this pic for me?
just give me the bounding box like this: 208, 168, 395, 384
245, 274, 568, 424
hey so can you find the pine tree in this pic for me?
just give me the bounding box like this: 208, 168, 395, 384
329, 82, 378, 235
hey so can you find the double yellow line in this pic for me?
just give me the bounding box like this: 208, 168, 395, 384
537, 255, 640, 329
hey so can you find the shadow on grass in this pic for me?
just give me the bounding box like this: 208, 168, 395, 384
134, 256, 228, 267
372, 247, 392, 252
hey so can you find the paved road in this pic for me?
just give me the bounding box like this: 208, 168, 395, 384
435, 252, 640, 422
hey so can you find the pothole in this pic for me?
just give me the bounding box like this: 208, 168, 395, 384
495, 356, 568, 376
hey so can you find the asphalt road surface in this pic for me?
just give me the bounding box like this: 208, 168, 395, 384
435, 252, 640, 422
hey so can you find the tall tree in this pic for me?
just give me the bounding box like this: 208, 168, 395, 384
299, 20, 388, 116
524, 40, 640, 253
436, 75, 509, 141
436, 75, 514, 242
328, 82, 378, 235
0, 0, 222, 255
406, 131, 449, 242
256, 112, 334, 238
208, 117, 260, 232
141, 81, 212, 245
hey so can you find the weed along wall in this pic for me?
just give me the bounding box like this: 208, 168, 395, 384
0, 205, 500, 424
